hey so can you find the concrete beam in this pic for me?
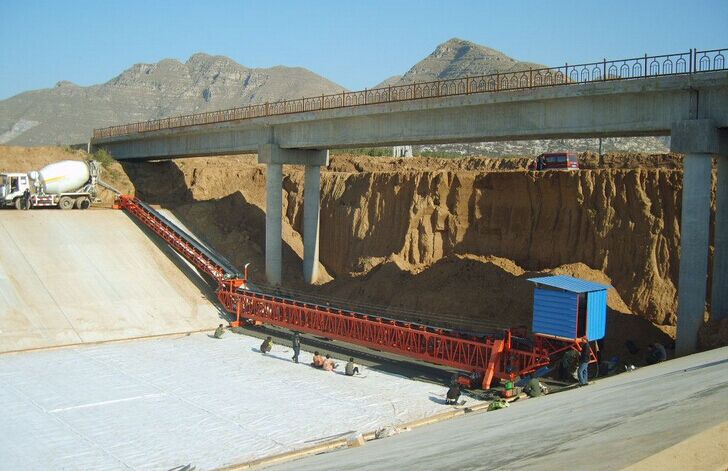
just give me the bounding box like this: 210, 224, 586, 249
712, 129, 728, 320
670, 119, 719, 154
258, 144, 329, 166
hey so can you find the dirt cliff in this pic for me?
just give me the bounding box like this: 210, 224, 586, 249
1, 147, 698, 355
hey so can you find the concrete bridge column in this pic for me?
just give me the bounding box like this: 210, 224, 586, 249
259, 144, 329, 286
712, 132, 728, 321
303, 164, 322, 284
671, 120, 719, 356
264, 162, 283, 285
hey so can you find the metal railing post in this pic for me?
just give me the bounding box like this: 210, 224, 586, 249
603, 59, 607, 80
644, 54, 648, 76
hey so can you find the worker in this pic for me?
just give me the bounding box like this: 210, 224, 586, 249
468, 370, 483, 389
323, 354, 338, 371
312, 351, 325, 368
345, 357, 360, 376
213, 324, 225, 339
260, 336, 273, 354
578, 339, 591, 386
523, 377, 545, 398
445, 383, 461, 405
291, 332, 301, 363
22, 188, 31, 210
645, 342, 667, 365
559, 349, 579, 381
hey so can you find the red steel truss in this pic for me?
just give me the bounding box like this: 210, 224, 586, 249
118, 194, 582, 389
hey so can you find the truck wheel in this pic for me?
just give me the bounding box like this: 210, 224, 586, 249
14, 198, 23, 210
58, 196, 74, 210
76, 197, 91, 209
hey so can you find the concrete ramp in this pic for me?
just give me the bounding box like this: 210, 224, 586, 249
0, 210, 223, 352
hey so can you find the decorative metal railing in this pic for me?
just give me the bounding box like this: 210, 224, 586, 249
93, 47, 727, 139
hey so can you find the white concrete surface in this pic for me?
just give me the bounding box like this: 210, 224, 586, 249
0, 332, 470, 470
271, 347, 728, 471
0, 210, 223, 352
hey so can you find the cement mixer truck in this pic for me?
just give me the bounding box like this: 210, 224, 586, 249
0, 160, 105, 210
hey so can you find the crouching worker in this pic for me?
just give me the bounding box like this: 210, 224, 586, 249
445, 383, 461, 405
645, 342, 667, 365
345, 358, 360, 376
312, 351, 325, 368
213, 324, 225, 339
260, 336, 273, 354
523, 377, 547, 398
323, 354, 338, 371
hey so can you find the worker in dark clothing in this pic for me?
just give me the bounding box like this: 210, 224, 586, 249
213, 324, 225, 339
260, 336, 273, 354
345, 357, 360, 376
445, 383, 461, 405
291, 332, 301, 363
22, 188, 31, 210
523, 377, 545, 398
578, 340, 591, 386
645, 342, 667, 365
559, 349, 579, 381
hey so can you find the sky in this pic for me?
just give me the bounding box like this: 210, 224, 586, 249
1, 0, 727, 100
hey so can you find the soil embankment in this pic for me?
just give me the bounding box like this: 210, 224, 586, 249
1, 146, 703, 355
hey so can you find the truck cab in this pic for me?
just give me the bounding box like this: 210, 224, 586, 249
0, 173, 30, 208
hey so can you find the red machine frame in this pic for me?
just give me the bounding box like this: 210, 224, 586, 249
117, 195, 591, 389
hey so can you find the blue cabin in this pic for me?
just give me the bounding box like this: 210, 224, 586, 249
527, 275, 609, 341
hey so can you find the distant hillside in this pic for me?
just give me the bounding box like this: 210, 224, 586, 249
0, 53, 346, 146
396, 38, 545, 84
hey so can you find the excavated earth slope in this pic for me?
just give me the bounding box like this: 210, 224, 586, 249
2, 147, 717, 355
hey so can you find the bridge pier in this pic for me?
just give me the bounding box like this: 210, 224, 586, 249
259, 144, 329, 286
713, 132, 728, 321
671, 120, 720, 356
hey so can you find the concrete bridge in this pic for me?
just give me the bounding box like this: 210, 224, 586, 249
91, 48, 728, 356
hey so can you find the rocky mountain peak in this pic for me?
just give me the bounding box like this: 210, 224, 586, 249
54, 80, 78, 88
397, 38, 542, 84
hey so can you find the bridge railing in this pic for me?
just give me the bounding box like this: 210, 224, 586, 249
93, 47, 727, 139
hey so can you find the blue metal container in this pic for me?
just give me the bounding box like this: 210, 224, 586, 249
527, 275, 609, 340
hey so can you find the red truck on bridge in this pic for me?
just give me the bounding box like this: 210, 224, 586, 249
529, 151, 580, 171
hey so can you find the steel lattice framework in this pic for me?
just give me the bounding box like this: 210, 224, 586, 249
117, 194, 587, 388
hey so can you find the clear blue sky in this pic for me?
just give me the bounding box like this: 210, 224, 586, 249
1, 0, 727, 100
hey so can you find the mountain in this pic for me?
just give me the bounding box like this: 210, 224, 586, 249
396, 38, 544, 84
0, 53, 346, 146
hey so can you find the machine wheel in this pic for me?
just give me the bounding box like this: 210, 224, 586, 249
14, 198, 23, 210
58, 196, 74, 210
76, 197, 91, 209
